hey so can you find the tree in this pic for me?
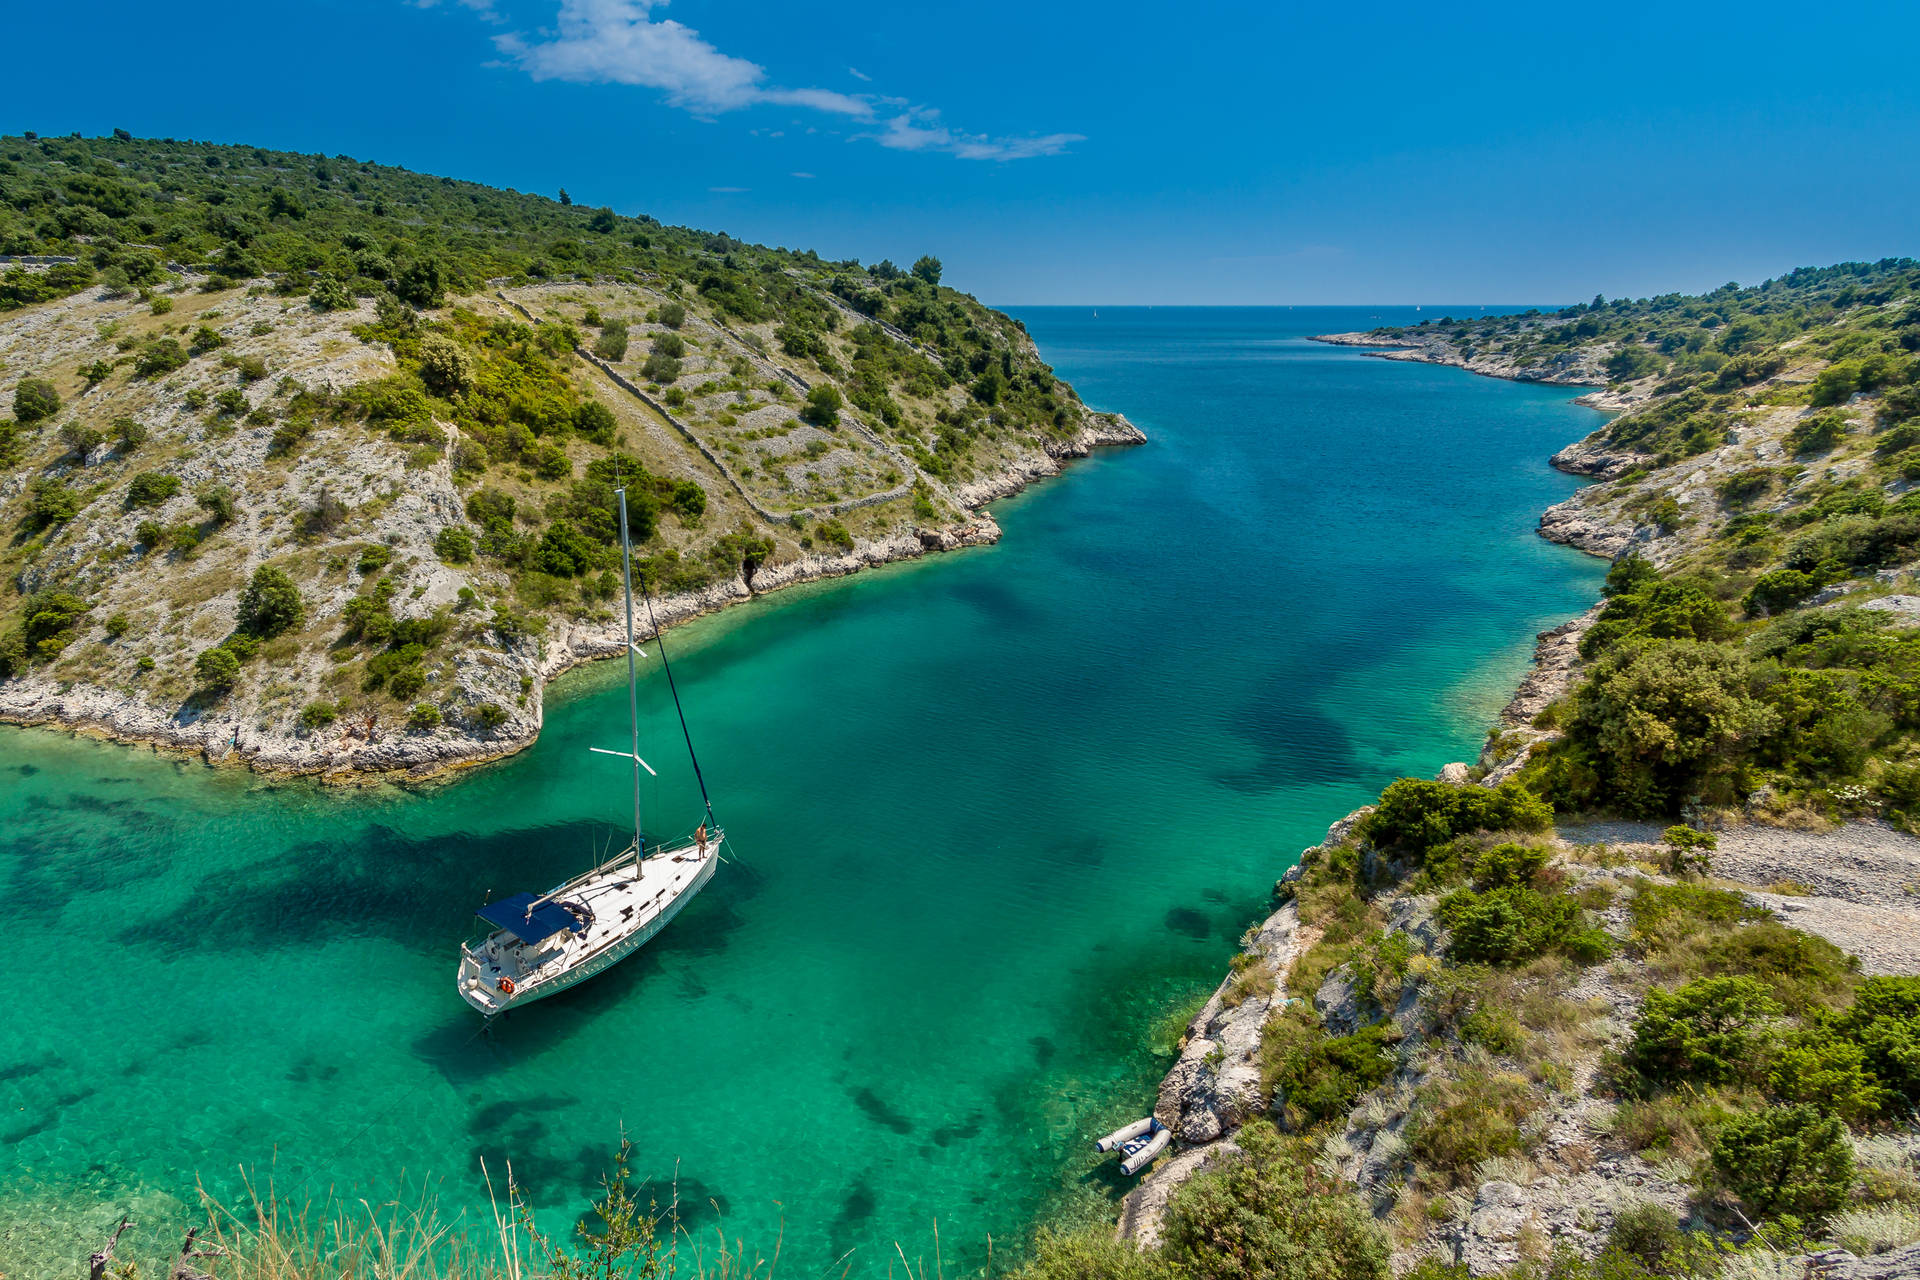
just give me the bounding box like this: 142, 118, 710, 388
194, 645, 241, 692
26, 478, 80, 528
593, 319, 629, 361
911, 255, 943, 286
407, 703, 441, 731
13, 377, 60, 424
134, 337, 188, 378
394, 258, 445, 308
801, 383, 843, 426
309, 274, 353, 312
558, 188, 572, 207
237, 565, 305, 638
418, 332, 474, 395
1627, 976, 1782, 1089
657, 301, 686, 329
125, 472, 182, 507
434, 526, 475, 564
1709, 1104, 1853, 1219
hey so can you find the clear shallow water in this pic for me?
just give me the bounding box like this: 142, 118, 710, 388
0, 308, 1604, 1273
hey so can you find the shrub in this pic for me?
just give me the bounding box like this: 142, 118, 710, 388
149, 295, 173, 315
801, 383, 844, 425
387, 665, 427, 699
299, 701, 338, 730
574, 399, 616, 444
61, 421, 104, 458
473, 702, 509, 731
0, 590, 92, 674
418, 332, 474, 395
1014, 1228, 1174, 1280
1440, 884, 1610, 966
26, 478, 80, 528
1360, 779, 1553, 859
13, 376, 60, 423
816, 517, 854, 552
114, 416, 148, 450
134, 337, 188, 377
641, 352, 680, 383
309, 275, 353, 311
1744, 569, 1820, 617
198, 485, 236, 526
1788, 410, 1849, 455
103, 613, 130, 641
1469, 841, 1551, 891
237, 566, 305, 638
407, 703, 441, 731
651, 331, 686, 359
593, 320, 629, 362
1543, 641, 1776, 816
657, 301, 685, 329
194, 645, 241, 692
189, 325, 226, 354
1160, 1121, 1391, 1280
1697, 922, 1858, 1014
1709, 1104, 1853, 1219
356, 544, 393, 574
1767, 1026, 1888, 1123
1263, 1017, 1396, 1131
125, 471, 181, 508
1628, 881, 1764, 947
1832, 976, 1920, 1107
434, 526, 475, 563
1625, 976, 1781, 1090
1661, 824, 1716, 875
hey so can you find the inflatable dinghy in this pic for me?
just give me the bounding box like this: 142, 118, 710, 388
1095, 1116, 1170, 1175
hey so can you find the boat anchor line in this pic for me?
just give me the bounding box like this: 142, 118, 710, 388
455, 485, 724, 1017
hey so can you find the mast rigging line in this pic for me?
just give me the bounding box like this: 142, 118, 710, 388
642, 582, 716, 830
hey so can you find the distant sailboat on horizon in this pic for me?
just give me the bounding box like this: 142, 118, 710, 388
456, 487, 722, 1016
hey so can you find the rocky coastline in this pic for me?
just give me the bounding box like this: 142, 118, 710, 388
0, 415, 1142, 783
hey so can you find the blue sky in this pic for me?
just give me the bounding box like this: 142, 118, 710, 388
4, 1, 1917, 304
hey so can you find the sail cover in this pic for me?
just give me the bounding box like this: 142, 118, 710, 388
477, 892, 583, 944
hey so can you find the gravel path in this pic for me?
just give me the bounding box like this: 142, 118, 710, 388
1558, 819, 1920, 977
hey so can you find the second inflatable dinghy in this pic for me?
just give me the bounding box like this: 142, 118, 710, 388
1095, 1116, 1171, 1175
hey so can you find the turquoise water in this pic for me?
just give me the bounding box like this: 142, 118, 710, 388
0, 308, 1605, 1273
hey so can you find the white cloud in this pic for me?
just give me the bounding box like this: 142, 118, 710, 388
790, 171, 815, 179
872, 108, 1084, 162
478, 2, 1079, 160
848, 66, 872, 82
709, 186, 748, 193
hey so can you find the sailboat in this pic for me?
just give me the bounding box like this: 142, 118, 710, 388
456, 487, 722, 1016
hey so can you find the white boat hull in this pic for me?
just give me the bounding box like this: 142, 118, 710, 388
457, 834, 720, 1016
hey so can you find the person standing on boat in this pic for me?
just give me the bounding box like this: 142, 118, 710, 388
696, 824, 708, 855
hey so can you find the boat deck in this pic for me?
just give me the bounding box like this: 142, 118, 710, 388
459, 838, 715, 1014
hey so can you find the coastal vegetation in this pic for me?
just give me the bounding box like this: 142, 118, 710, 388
1020, 261, 1920, 1278
0, 132, 1137, 770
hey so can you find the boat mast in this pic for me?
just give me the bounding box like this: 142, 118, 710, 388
617, 487, 644, 873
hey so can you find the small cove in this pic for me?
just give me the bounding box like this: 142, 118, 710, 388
0, 307, 1605, 1275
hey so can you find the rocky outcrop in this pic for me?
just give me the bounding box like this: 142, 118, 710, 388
949, 411, 1145, 507
1538, 498, 1637, 558
1550, 435, 1648, 480
1310, 332, 1610, 388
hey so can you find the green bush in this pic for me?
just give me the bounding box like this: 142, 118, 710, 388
13, 376, 60, 423
1709, 1103, 1854, 1219
26, 478, 80, 528
134, 337, 188, 378
1262, 1016, 1396, 1131
1540, 640, 1776, 816
1744, 569, 1820, 617
434, 525, 475, 563
299, 701, 338, 731
1625, 976, 1781, 1090
0, 590, 92, 674
1360, 779, 1552, 860
641, 352, 680, 383
1832, 976, 1920, 1107
1440, 884, 1611, 966
1787, 409, 1849, 455
1628, 881, 1766, 948
309, 275, 353, 312
356, 544, 393, 574
1660, 824, 1716, 875
124, 471, 181, 508
473, 702, 509, 730
592, 320, 629, 362
418, 332, 474, 395
237, 565, 305, 638
1160, 1121, 1391, 1280
1468, 841, 1551, 891
1768, 1026, 1888, 1123
657, 301, 685, 329
802, 383, 844, 426
407, 703, 441, 731
194, 645, 241, 692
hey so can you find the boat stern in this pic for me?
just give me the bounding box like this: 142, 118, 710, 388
457, 945, 511, 1016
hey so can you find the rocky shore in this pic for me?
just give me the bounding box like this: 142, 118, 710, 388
0, 420, 1138, 783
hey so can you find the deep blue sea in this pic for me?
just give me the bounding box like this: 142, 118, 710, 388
0, 307, 1605, 1275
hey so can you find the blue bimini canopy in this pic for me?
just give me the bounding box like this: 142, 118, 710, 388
477, 892, 583, 945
